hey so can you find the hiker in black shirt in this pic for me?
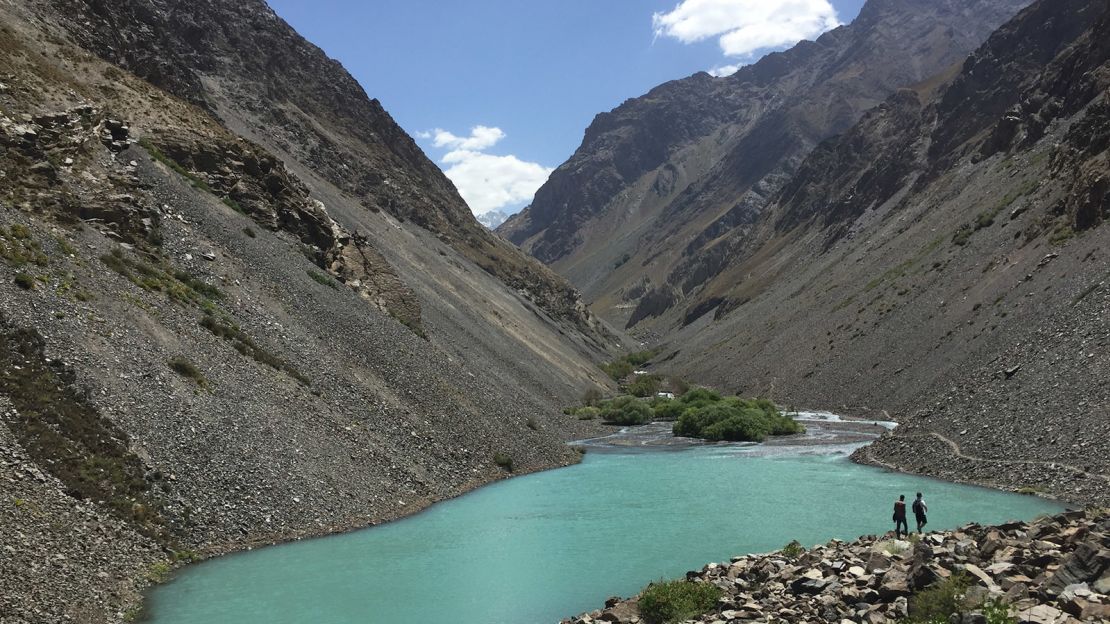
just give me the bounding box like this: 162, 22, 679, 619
893, 494, 908, 539
913, 492, 928, 533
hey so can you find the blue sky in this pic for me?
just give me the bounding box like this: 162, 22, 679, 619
268, 0, 867, 216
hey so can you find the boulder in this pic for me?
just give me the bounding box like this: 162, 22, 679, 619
878, 568, 911, 599
1093, 571, 1110, 595
1042, 543, 1109, 597
791, 576, 831, 595
1016, 604, 1064, 624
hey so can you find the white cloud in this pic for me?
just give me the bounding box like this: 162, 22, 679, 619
431, 125, 506, 151
653, 0, 841, 59
440, 149, 553, 215
417, 125, 553, 216
709, 63, 741, 77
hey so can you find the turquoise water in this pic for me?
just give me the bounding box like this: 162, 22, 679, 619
146, 443, 1063, 624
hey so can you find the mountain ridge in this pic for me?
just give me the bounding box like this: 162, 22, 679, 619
499, 0, 1032, 326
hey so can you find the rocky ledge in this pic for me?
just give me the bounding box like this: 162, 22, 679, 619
565, 509, 1110, 624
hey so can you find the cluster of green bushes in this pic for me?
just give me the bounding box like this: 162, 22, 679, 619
903, 573, 1017, 624
638, 579, 722, 624
599, 396, 655, 425
600, 350, 656, 380
566, 386, 803, 442
669, 388, 803, 442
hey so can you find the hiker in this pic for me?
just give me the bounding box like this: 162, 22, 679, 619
893, 494, 908, 538
913, 492, 928, 533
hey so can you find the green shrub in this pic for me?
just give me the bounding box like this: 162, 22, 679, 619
627, 374, 662, 397
307, 269, 339, 290
13, 272, 35, 290
168, 357, 206, 388
122, 605, 144, 623
982, 599, 1017, 624
1049, 225, 1074, 245
625, 350, 656, 366
600, 396, 653, 425
679, 387, 721, 405
651, 398, 685, 421
781, 540, 805, 559
575, 407, 601, 421
172, 271, 224, 300
601, 359, 634, 380
638, 580, 722, 624
199, 316, 310, 385
145, 560, 173, 584
221, 197, 246, 214
1, 225, 49, 267
905, 573, 971, 624
600, 350, 658, 380
493, 452, 513, 472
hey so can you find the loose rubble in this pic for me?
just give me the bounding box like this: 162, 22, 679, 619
566, 510, 1110, 624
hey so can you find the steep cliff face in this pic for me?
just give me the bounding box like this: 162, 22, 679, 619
500, 0, 1031, 327
43, 0, 611, 342
652, 0, 1110, 503
0, 1, 622, 621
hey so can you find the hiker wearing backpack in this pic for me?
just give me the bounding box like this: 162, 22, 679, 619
892, 494, 909, 539
912, 492, 928, 533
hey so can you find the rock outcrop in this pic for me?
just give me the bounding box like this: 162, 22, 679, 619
566, 509, 1110, 624
39, 0, 611, 342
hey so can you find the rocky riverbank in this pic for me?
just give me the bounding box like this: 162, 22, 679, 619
565, 509, 1109, 624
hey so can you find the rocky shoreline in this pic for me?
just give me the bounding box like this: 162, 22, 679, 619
853, 428, 1110, 509
564, 509, 1109, 624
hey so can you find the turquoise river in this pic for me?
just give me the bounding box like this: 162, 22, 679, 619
146, 422, 1065, 624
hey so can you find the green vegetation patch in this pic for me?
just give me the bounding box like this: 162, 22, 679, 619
627, 374, 663, 397
781, 539, 805, 559
199, 315, 310, 386
1049, 224, 1074, 245
600, 350, 657, 380
13, 272, 35, 290
0, 323, 173, 543
672, 391, 803, 442
954, 180, 1039, 246
100, 248, 223, 307
638, 580, 722, 624
307, 269, 339, 290
493, 452, 514, 472
139, 137, 212, 193
599, 395, 654, 425
904, 573, 972, 624
1, 224, 49, 267
168, 356, 207, 388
